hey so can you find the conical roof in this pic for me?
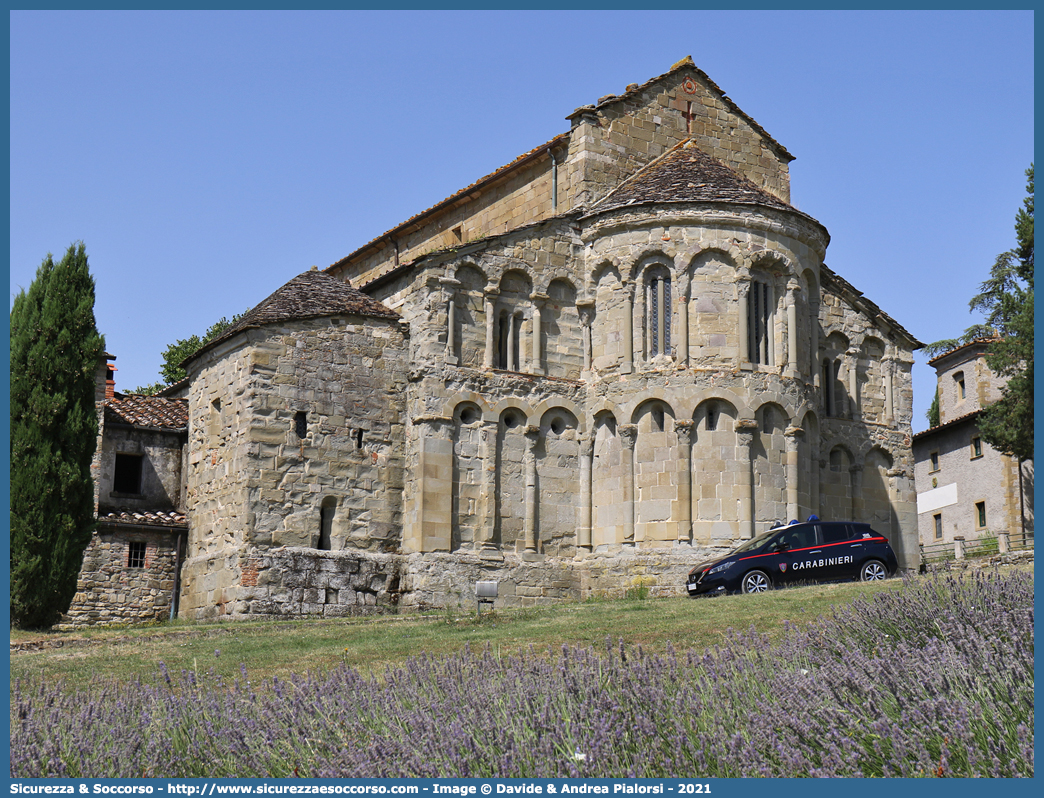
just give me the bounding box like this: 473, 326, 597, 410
587, 139, 796, 215
187, 268, 399, 365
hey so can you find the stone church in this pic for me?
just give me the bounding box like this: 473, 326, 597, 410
67, 58, 922, 625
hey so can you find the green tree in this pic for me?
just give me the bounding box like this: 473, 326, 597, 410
10, 243, 105, 629
922, 165, 1033, 460
975, 165, 1033, 461
926, 389, 940, 428
131, 313, 244, 393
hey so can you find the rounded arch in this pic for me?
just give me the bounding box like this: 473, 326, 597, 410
588, 258, 623, 295
539, 406, 579, 437
625, 390, 676, 425
490, 397, 534, 426
536, 267, 579, 296
441, 392, 492, 422
750, 249, 798, 280
531, 396, 586, 433
627, 249, 676, 284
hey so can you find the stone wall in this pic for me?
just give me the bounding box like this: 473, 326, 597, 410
62, 525, 181, 628
95, 426, 184, 513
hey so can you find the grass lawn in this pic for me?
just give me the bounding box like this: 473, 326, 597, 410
7, 568, 984, 691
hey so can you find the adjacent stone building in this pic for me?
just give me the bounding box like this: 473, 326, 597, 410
913, 339, 1034, 551
70, 58, 925, 623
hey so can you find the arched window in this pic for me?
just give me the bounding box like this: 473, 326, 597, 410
822, 358, 837, 416
747, 279, 774, 365
647, 274, 671, 358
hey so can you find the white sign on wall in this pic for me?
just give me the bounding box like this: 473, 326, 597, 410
916, 482, 959, 515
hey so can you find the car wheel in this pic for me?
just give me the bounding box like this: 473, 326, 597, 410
860, 560, 887, 582
741, 570, 771, 594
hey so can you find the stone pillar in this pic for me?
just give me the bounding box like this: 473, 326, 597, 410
998, 531, 1010, 553
786, 281, 800, 379
578, 301, 595, 374
676, 289, 689, 367
407, 415, 454, 552
884, 351, 895, 424
954, 535, 966, 560
766, 282, 778, 367
736, 419, 758, 538
483, 288, 498, 369
622, 282, 634, 374
530, 292, 547, 376
619, 424, 637, 546
849, 463, 863, 522
737, 278, 750, 367
675, 420, 694, 543
847, 347, 860, 419
784, 425, 804, 522
508, 314, 520, 372
440, 278, 461, 366
523, 425, 540, 552
811, 309, 820, 391
578, 434, 594, 551
478, 420, 500, 555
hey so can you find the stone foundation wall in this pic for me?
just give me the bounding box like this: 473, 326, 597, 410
182, 545, 730, 620
62, 526, 181, 628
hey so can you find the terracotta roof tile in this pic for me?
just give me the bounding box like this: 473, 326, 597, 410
97, 509, 187, 528
106, 396, 188, 430
913, 410, 981, 441
587, 139, 794, 214
927, 337, 1000, 366
188, 269, 399, 364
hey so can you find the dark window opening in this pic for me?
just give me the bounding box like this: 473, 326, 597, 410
295, 411, 307, 439
930, 451, 940, 472
318, 501, 334, 551
550, 417, 566, 435
747, 280, 773, 365
127, 541, 146, 569
934, 514, 943, 540
113, 454, 143, 495
971, 437, 983, 458
504, 413, 521, 430
648, 275, 671, 357
355, 428, 364, 449
706, 405, 717, 431
976, 501, 987, 529
452, 225, 463, 243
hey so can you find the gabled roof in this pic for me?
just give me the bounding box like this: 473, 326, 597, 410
327, 133, 569, 275
187, 269, 399, 365
820, 264, 924, 350
106, 396, 188, 431
586, 139, 795, 215
568, 56, 794, 163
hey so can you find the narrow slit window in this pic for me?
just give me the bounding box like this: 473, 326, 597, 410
295, 411, 308, 439
355, 428, 364, 450
933, 514, 942, 539
747, 280, 773, 365
975, 501, 987, 529
971, 437, 982, 458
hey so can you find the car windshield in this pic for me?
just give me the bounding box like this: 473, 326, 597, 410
729, 529, 780, 555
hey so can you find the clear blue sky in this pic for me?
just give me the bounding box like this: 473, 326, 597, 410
9, 9, 1034, 432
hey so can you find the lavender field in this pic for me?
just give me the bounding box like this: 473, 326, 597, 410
11, 570, 1034, 778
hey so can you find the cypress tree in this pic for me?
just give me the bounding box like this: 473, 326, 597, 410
10, 243, 105, 629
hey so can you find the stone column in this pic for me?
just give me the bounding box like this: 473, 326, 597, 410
483, 287, 498, 369
998, 531, 1010, 554
523, 425, 540, 552
408, 415, 454, 553
676, 286, 690, 367
619, 424, 637, 546
766, 282, 778, 367
736, 419, 758, 538
622, 282, 634, 374
578, 434, 594, 551
675, 420, 694, 543
954, 536, 966, 560
440, 277, 461, 366
849, 463, 863, 522
847, 347, 860, 419
784, 425, 804, 522
478, 420, 500, 555
578, 301, 595, 374
884, 351, 895, 424
737, 278, 750, 368
508, 314, 520, 372
530, 292, 547, 375
786, 281, 800, 379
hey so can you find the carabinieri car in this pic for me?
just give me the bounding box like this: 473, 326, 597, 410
686, 521, 899, 596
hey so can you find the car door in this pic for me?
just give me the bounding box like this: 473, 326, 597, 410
773, 525, 823, 585
817, 523, 861, 581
